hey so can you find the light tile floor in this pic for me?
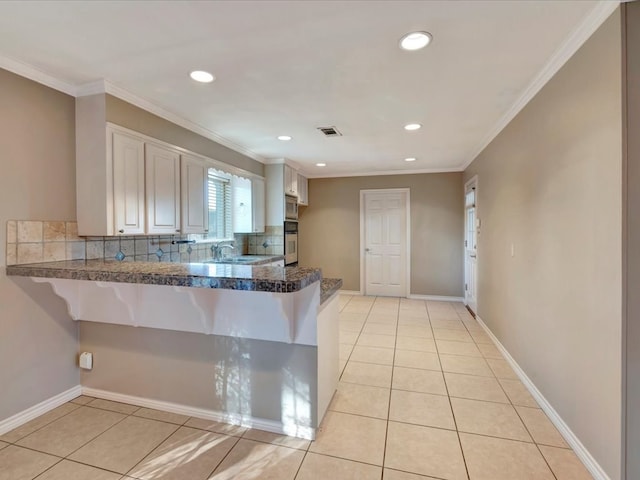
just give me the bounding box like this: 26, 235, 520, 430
0, 296, 593, 480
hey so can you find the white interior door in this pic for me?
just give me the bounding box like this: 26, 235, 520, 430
362, 190, 409, 297
464, 178, 478, 312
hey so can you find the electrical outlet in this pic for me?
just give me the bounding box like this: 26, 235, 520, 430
79, 352, 93, 370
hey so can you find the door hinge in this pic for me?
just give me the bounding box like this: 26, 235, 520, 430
464, 240, 468, 247
465, 283, 468, 291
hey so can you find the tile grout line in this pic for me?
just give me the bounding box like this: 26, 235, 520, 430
308, 295, 380, 478
294, 450, 388, 471
338, 300, 374, 381
1, 401, 83, 446
200, 434, 243, 480
6, 298, 571, 480
61, 403, 142, 469
4, 400, 140, 477
120, 413, 186, 479
455, 306, 562, 480
429, 302, 472, 480
19, 451, 65, 480
379, 297, 401, 478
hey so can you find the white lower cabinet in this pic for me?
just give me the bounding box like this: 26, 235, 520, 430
145, 143, 181, 234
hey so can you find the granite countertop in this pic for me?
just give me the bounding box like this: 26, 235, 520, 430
6, 259, 321, 293
320, 278, 343, 304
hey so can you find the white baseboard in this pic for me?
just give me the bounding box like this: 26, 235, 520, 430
82, 387, 315, 440
475, 315, 610, 480
0, 385, 82, 436
407, 294, 464, 302
340, 291, 464, 302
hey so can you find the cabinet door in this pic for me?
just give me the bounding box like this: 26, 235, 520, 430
181, 155, 209, 234
284, 164, 298, 197
145, 143, 181, 234
232, 176, 252, 233
112, 131, 145, 234
252, 178, 265, 233
297, 173, 308, 206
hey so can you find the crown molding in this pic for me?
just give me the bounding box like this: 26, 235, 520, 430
307, 166, 463, 179
0, 56, 266, 164
2, 0, 619, 175
263, 158, 286, 165
76, 79, 107, 97
263, 158, 306, 172
0, 54, 76, 96
461, 0, 620, 171
102, 81, 266, 164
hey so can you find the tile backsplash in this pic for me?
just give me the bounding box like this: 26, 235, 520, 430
5, 220, 271, 266
236, 225, 284, 256
7, 221, 85, 265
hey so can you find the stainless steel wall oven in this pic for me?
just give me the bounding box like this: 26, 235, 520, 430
284, 221, 298, 266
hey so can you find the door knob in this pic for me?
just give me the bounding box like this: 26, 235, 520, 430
365, 248, 370, 252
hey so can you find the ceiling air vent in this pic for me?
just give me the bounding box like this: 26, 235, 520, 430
317, 126, 342, 137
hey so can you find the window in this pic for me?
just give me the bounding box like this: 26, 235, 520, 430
465, 188, 476, 251
207, 168, 233, 240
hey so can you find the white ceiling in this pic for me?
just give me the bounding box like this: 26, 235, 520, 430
0, 0, 616, 177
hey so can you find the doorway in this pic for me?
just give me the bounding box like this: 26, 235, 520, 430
360, 189, 410, 297
464, 177, 478, 313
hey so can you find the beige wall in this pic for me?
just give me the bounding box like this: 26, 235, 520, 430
299, 173, 463, 296
464, 11, 622, 480
80, 322, 319, 427
106, 95, 264, 177
624, 2, 640, 479
0, 69, 80, 420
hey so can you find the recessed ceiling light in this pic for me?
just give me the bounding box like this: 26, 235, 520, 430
405, 157, 417, 162
404, 123, 422, 131
189, 70, 215, 83
399, 31, 432, 51
277, 135, 292, 141
316, 163, 326, 167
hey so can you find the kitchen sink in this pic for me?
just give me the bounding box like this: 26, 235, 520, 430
204, 255, 276, 265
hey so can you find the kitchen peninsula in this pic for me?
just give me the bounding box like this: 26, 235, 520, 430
6, 259, 342, 440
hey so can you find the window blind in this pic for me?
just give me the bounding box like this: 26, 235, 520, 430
207, 170, 232, 239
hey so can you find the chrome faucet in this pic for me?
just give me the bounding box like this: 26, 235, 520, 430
214, 243, 235, 260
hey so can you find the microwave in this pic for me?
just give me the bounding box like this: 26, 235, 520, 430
285, 195, 298, 220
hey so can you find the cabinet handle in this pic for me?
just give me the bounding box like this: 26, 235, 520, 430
118, 229, 124, 234
204, 229, 209, 232
176, 229, 181, 233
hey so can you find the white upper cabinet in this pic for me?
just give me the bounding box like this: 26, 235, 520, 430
145, 143, 181, 234
181, 154, 209, 234
266, 162, 310, 225
76, 95, 259, 237
265, 164, 285, 226
232, 176, 252, 233
284, 164, 298, 197
112, 131, 146, 235
297, 173, 309, 206
233, 176, 265, 233
252, 177, 265, 233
